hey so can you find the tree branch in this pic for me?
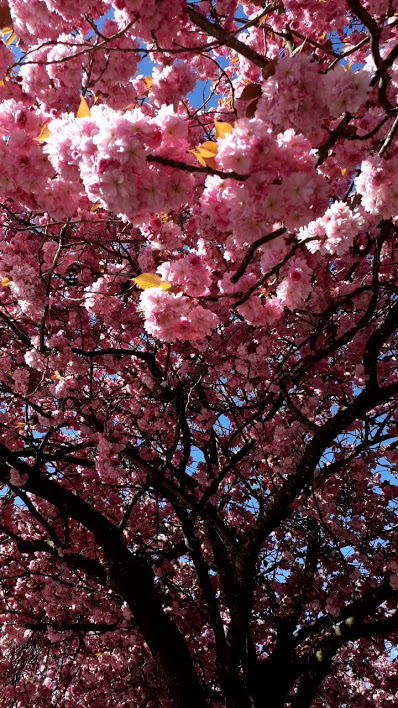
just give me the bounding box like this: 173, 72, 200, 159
187, 6, 271, 70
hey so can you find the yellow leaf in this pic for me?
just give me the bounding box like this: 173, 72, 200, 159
189, 149, 207, 167
341, 168, 346, 176
144, 76, 152, 89
133, 273, 162, 289
51, 371, 61, 381
133, 273, 171, 290
0, 80, 4, 87
197, 141, 218, 158
1, 28, 12, 35
191, 141, 218, 168
34, 124, 51, 142
5, 32, 16, 46
203, 156, 217, 169
1, 276, 10, 287
77, 95, 91, 119
90, 202, 101, 212
214, 121, 233, 140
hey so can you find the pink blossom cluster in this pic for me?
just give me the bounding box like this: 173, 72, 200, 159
157, 252, 213, 297
20, 46, 67, 111
45, 0, 109, 23
0, 100, 53, 210
257, 54, 369, 141
0, 41, 13, 81
19, 24, 139, 113
279, 0, 349, 35
142, 219, 184, 251
45, 105, 194, 221
237, 295, 283, 327
149, 63, 196, 109
355, 156, 398, 220
275, 255, 313, 309
88, 19, 140, 110
96, 433, 125, 481
8, 263, 47, 318
139, 288, 219, 342
8, 0, 108, 42
298, 201, 366, 256
202, 124, 328, 245
112, 0, 186, 44
45, 35, 87, 112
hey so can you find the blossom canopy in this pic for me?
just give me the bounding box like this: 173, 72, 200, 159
0, 1, 397, 707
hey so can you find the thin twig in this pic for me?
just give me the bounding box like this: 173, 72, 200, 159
147, 154, 246, 181
379, 114, 398, 157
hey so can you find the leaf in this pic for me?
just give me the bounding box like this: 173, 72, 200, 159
341, 168, 347, 176
189, 149, 207, 167
51, 371, 61, 381
90, 202, 101, 212
133, 273, 162, 289
238, 83, 262, 101
191, 140, 218, 168
214, 121, 233, 140
132, 273, 171, 290
262, 58, 278, 81
197, 141, 218, 158
202, 156, 217, 169
34, 124, 51, 142
0, 6, 12, 29
76, 95, 91, 119
143, 76, 152, 90
5, 31, 16, 46
1, 276, 10, 287
246, 98, 259, 118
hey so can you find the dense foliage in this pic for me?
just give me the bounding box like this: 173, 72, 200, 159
0, 0, 397, 706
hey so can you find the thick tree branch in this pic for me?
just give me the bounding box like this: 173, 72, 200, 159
0, 444, 206, 707
187, 6, 271, 70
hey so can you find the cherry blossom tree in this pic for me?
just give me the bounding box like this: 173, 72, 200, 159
0, 0, 397, 705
